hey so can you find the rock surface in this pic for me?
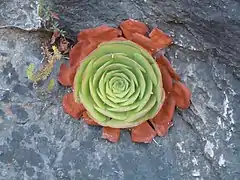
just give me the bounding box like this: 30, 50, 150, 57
0, 0, 41, 30
0, 0, 240, 180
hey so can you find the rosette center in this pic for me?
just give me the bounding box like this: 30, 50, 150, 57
73, 40, 165, 128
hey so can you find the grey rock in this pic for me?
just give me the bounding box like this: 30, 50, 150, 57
0, 0, 41, 30
0, 0, 240, 180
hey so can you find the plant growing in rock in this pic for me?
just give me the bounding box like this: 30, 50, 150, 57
26, 0, 71, 93
58, 19, 191, 143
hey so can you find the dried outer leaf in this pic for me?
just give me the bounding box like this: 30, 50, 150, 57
150, 94, 176, 136
158, 64, 173, 93
77, 25, 122, 43
82, 111, 99, 126
149, 27, 173, 48
102, 127, 121, 143
131, 121, 157, 143
171, 82, 191, 109
111, 37, 127, 41
131, 33, 157, 54
50, 11, 60, 20
156, 55, 181, 81
58, 64, 75, 86
51, 31, 60, 44
67, 42, 99, 86
131, 33, 171, 54
69, 41, 89, 67
62, 92, 86, 119
120, 19, 149, 39
120, 28, 134, 41
59, 38, 70, 54
70, 42, 99, 70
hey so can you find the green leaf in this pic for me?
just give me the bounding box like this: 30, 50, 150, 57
38, 0, 44, 17
73, 40, 165, 128
26, 63, 35, 81
47, 79, 55, 92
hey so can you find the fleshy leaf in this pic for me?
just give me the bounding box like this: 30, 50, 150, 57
102, 127, 121, 143
131, 122, 157, 143
62, 92, 85, 119
73, 40, 165, 128
58, 19, 192, 143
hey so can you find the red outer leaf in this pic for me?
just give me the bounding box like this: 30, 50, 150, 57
158, 64, 173, 93
111, 37, 127, 41
68, 42, 99, 86
62, 92, 86, 119
120, 28, 134, 40
150, 95, 176, 136
149, 27, 173, 48
79, 42, 99, 60
58, 64, 75, 87
120, 19, 149, 40
82, 111, 99, 126
172, 82, 191, 109
131, 122, 157, 143
69, 41, 88, 67
102, 127, 121, 143
131, 33, 157, 54
156, 55, 181, 81
77, 25, 122, 43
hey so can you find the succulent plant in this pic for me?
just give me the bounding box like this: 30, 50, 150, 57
58, 19, 191, 143
73, 40, 165, 128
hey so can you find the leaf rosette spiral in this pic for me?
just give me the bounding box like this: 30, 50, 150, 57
73, 40, 165, 128
59, 19, 192, 143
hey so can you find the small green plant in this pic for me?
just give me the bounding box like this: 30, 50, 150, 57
26, 45, 62, 91
38, 0, 44, 17
47, 79, 55, 92
38, 0, 66, 37
26, 63, 35, 81
30, 0, 70, 93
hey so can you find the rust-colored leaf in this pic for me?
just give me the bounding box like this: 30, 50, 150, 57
82, 111, 99, 126
158, 64, 173, 93
102, 127, 121, 143
119, 28, 133, 40
70, 42, 99, 76
111, 37, 127, 41
150, 95, 176, 136
57, 64, 75, 87
62, 92, 85, 119
120, 19, 149, 40
131, 33, 157, 54
172, 82, 191, 109
131, 122, 157, 143
69, 41, 89, 67
156, 55, 181, 81
77, 25, 122, 43
149, 27, 173, 48
58, 20, 192, 144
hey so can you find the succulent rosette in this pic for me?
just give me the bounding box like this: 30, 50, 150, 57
58, 19, 191, 143
73, 40, 165, 128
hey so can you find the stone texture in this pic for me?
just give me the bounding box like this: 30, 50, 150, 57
0, 0, 240, 180
0, 0, 41, 30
